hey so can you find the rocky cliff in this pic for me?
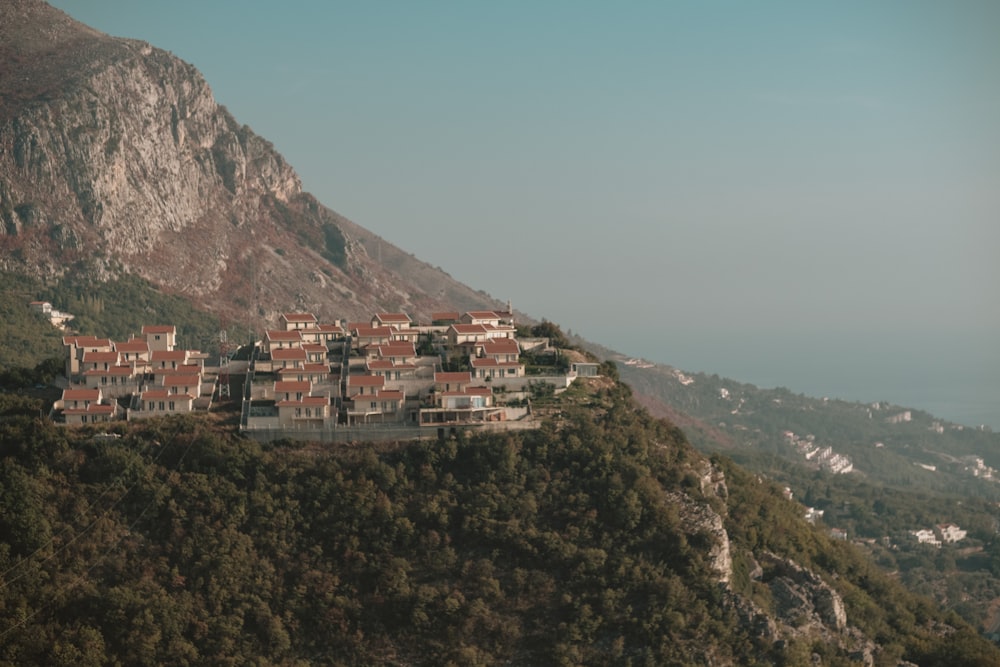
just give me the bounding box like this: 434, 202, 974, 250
0, 0, 500, 325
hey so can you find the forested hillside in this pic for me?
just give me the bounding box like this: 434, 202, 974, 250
2, 382, 998, 665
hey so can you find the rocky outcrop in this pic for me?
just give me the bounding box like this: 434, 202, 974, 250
0, 0, 503, 325
668, 488, 732, 584
758, 552, 847, 633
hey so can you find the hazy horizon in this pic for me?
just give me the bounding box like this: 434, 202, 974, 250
49, 1, 1000, 428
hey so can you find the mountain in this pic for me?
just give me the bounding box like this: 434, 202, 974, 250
0, 0, 503, 326
3, 385, 1000, 665
4, 2, 1000, 663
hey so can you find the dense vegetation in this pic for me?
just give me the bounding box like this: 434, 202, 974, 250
0, 272, 238, 372
2, 378, 999, 664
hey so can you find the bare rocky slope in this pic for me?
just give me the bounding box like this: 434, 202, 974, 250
0, 0, 502, 327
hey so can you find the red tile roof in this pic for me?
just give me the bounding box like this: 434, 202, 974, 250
347, 375, 385, 387
374, 313, 411, 324
482, 338, 520, 354
114, 340, 149, 353
375, 390, 404, 401
435, 371, 472, 383
266, 329, 304, 341
449, 324, 489, 335
352, 325, 395, 337
141, 325, 176, 335
62, 389, 100, 401
82, 351, 120, 363
274, 380, 312, 393
281, 312, 318, 323
150, 350, 188, 361
64, 335, 112, 348
378, 342, 416, 356
162, 375, 201, 388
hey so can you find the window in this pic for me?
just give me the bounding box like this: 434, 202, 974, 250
158, 402, 165, 410
371, 401, 377, 410
169, 401, 175, 411
305, 408, 312, 417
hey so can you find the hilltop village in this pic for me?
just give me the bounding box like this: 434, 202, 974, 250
53, 307, 601, 443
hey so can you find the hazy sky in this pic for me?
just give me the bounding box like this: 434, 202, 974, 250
48, 2, 1000, 421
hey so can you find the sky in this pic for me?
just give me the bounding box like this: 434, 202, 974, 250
49, 1, 1000, 426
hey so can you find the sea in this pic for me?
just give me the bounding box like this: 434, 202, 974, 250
628, 329, 1000, 431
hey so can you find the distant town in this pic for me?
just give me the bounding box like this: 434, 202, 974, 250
43, 301, 601, 443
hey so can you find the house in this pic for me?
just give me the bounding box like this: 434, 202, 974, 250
274, 380, 312, 402
160, 374, 203, 398
80, 350, 121, 374
138, 389, 195, 416
279, 312, 318, 331
434, 371, 473, 393
303, 344, 328, 365
276, 395, 331, 427
278, 364, 330, 384
141, 325, 176, 352
470, 357, 523, 380
936, 523, 967, 543
375, 342, 417, 364
61, 388, 102, 411
59, 388, 117, 425
346, 389, 405, 424
63, 335, 113, 376
83, 365, 139, 396
114, 339, 150, 366
265, 329, 303, 352
366, 359, 417, 381
431, 311, 460, 325
911, 529, 941, 547
271, 347, 307, 370
419, 386, 505, 426
346, 374, 386, 397
151, 364, 203, 381
571, 362, 600, 377
446, 324, 490, 347
150, 349, 191, 370
351, 326, 397, 350
478, 337, 520, 362
460, 311, 502, 327
435, 386, 494, 410
30, 300, 52, 314
372, 313, 412, 329
300, 323, 345, 346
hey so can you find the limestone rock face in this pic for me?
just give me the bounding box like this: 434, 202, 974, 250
759, 552, 848, 634
0, 0, 500, 324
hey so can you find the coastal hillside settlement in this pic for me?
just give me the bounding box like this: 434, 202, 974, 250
56, 325, 213, 424
51, 309, 600, 442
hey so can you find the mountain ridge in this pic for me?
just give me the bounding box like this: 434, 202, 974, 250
1, 0, 506, 329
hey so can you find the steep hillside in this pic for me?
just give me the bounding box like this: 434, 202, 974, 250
0, 0, 503, 327
2, 381, 998, 665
